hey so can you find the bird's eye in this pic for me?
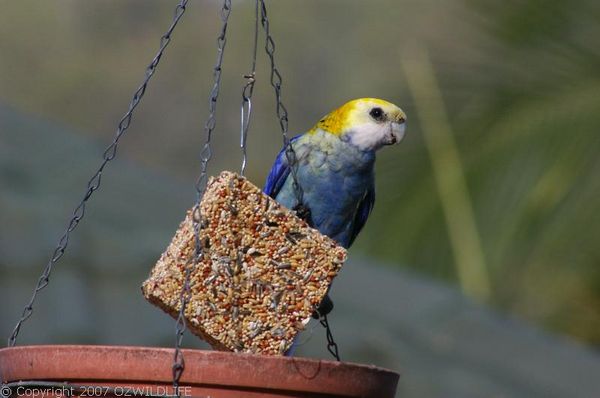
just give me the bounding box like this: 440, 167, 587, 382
369, 107, 385, 121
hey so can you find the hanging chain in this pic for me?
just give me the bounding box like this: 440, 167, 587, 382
7, 0, 190, 348
258, 0, 339, 361
258, 0, 307, 219
239, 0, 260, 176
319, 313, 341, 361
172, 0, 232, 395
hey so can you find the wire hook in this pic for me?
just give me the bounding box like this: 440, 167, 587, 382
239, 0, 260, 176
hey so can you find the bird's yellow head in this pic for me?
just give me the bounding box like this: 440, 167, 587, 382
310, 98, 406, 151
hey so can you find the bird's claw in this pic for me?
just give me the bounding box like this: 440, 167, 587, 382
293, 204, 312, 224
312, 295, 334, 319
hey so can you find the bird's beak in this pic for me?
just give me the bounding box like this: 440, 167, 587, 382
385, 121, 406, 145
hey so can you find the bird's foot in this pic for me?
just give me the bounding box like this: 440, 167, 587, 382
293, 204, 312, 224
312, 295, 334, 319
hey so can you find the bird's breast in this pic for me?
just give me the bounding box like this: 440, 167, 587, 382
276, 137, 375, 246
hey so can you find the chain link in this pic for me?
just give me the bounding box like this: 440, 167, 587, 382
7, 0, 189, 348
258, 0, 306, 216
319, 313, 341, 361
172, 0, 232, 394
7, 0, 341, 367
258, 0, 340, 361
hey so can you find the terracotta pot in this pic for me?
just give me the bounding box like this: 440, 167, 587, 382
0, 345, 399, 397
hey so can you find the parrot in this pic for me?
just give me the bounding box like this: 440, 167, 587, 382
263, 98, 406, 320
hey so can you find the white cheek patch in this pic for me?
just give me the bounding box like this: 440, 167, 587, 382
347, 123, 388, 151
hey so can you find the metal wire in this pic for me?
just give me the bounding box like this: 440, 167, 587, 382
7, 0, 190, 348
239, 0, 260, 176
172, 0, 232, 394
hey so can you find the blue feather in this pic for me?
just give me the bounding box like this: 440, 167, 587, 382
263, 135, 301, 198
265, 132, 377, 357
347, 186, 375, 247
265, 131, 376, 248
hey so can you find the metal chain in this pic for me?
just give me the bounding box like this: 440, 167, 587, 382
7, 0, 190, 348
258, 0, 340, 361
172, 0, 232, 394
239, 0, 260, 176
258, 0, 307, 219
319, 313, 341, 361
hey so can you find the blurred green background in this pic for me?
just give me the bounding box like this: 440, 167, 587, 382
1, 0, 599, 396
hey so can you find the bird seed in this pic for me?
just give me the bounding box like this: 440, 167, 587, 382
141, 171, 346, 355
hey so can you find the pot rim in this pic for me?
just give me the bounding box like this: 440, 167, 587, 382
0, 345, 399, 397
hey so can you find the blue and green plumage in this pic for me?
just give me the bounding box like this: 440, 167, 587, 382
264, 97, 406, 248
263, 98, 406, 355
264, 130, 376, 248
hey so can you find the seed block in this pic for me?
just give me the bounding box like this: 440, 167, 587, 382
142, 171, 347, 355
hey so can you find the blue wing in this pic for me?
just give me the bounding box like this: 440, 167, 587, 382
347, 186, 375, 247
264, 135, 302, 198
